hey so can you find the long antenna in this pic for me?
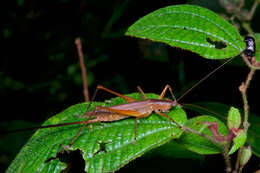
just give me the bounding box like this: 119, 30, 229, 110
0, 120, 88, 134
1, 57, 234, 135
176, 57, 234, 102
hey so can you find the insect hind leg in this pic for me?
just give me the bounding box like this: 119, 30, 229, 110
85, 85, 137, 116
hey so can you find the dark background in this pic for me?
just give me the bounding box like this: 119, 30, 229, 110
0, 0, 259, 172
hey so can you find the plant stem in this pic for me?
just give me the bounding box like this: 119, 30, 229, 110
181, 125, 232, 172
242, 23, 253, 34
241, 0, 258, 33
181, 126, 222, 145
247, 0, 258, 21
241, 54, 260, 70
239, 68, 255, 133
234, 63, 256, 172
75, 37, 90, 102
223, 143, 232, 173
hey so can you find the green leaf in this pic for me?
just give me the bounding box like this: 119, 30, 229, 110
183, 102, 260, 157
176, 115, 229, 154
253, 33, 260, 62
145, 141, 204, 160
7, 93, 187, 173
227, 107, 241, 129
229, 130, 247, 154
240, 146, 252, 166
126, 5, 246, 59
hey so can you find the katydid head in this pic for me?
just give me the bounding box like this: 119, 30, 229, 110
151, 99, 178, 112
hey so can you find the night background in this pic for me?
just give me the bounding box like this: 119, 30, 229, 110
1, 0, 260, 172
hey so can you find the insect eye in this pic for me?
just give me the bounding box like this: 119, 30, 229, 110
244, 36, 255, 58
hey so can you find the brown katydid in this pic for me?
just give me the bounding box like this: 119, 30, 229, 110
68, 84, 179, 146
2, 58, 233, 147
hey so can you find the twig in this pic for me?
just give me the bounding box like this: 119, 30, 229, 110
181, 126, 223, 145
241, 54, 260, 70
241, 0, 258, 33
223, 143, 232, 173
254, 169, 260, 173
75, 37, 90, 102
234, 59, 256, 172
247, 0, 258, 21
240, 68, 255, 133
181, 125, 231, 172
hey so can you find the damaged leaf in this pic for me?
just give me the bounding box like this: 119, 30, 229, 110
6, 93, 187, 173
126, 5, 246, 59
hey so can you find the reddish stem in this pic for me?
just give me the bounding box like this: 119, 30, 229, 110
75, 37, 89, 102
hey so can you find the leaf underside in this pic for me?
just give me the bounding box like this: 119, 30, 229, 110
7, 93, 187, 173
183, 102, 260, 157
176, 115, 229, 154
126, 5, 246, 59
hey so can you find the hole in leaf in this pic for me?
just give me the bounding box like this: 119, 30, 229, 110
46, 149, 86, 173
206, 37, 227, 49
93, 140, 109, 156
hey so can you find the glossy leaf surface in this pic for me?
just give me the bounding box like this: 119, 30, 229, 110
126, 5, 246, 59
7, 93, 187, 173
176, 115, 229, 154
183, 102, 260, 157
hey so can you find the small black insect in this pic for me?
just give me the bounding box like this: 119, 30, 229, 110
244, 36, 255, 58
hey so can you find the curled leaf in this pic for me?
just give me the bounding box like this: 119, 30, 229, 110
176, 115, 229, 154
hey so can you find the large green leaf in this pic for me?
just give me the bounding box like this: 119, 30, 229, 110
183, 102, 260, 157
176, 115, 229, 154
7, 93, 187, 173
126, 5, 246, 59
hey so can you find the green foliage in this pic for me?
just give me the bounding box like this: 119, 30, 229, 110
229, 130, 247, 154
240, 146, 252, 166
146, 141, 204, 160
177, 115, 229, 154
183, 102, 260, 157
3, 1, 259, 172
7, 93, 187, 173
126, 5, 246, 59
254, 33, 260, 62
227, 107, 241, 129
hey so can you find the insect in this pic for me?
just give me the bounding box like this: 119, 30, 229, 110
2, 58, 233, 148
244, 36, 255, 58
68, 84, 179, 145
